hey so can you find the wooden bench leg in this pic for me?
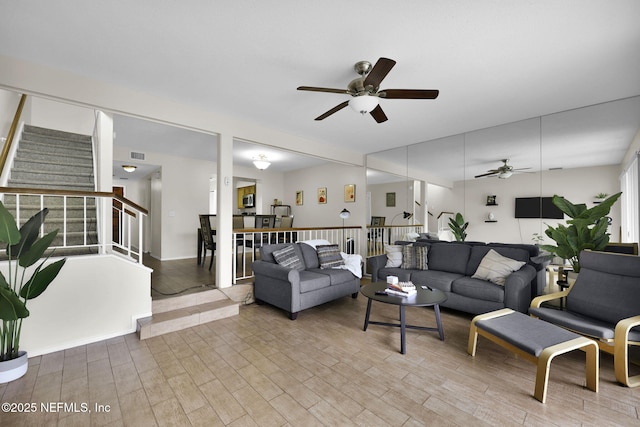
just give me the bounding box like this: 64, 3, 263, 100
534, 337, 599, 403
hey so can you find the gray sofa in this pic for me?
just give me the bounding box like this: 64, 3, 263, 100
252, 242, 360, 319
369, 241, 537, 314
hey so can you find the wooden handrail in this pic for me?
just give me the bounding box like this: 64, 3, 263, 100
233, 225, 362, 232
0, 94, 27, 177
0, 186, 148, 216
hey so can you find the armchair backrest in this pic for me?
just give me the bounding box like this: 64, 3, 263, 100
199, 214, 215, 248
567, 250, 640, 325
255, 214, 276, 228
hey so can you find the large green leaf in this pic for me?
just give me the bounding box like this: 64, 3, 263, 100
8, 208, 48, 260
0, 201, 21, 246
551, 195, 586, 219
20, 258, 66, 300
18, 230, 58, 268
0, 286, 29, 320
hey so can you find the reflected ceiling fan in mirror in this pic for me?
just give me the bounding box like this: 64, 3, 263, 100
474, 159, 531, 179
297, 57, 439, 123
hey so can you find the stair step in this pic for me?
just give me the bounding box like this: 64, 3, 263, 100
13, 158, 94, 173
23, 125, 92, 144
16, 147, 93, 163
152, 289, 229, 313
137, 298, 240, 339
18, 140, 93, 158
7, 180, 95, 191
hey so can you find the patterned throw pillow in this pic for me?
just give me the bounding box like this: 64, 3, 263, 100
472, 249, 525, 285
401, 245, 428, 270
316, 244, 344, 268
272, 245, 304, 270
385, 245, 403, 267
401, 245, 416, 269
415, 246, 429, 270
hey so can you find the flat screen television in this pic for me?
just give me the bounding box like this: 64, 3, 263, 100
515, 197, 564, 219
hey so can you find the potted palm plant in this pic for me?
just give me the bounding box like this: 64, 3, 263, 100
540, 192, 621, 273
448, 212, 468, 242
0, 201, 66, 383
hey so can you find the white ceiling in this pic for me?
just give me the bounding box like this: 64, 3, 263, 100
3, 1, 640, 181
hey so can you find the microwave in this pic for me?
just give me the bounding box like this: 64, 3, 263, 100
242, 193, 254, 208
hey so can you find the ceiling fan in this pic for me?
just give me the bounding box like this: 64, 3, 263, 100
297, 57, 439, 123
474, 159, 531, 179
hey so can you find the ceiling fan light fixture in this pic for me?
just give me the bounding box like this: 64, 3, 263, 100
498, 170, 512, 179
349, 95, 379, 115
122, 165, 137, 173
252, 154, 271, 170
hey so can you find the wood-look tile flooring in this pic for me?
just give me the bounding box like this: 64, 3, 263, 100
1, 269, 639, 425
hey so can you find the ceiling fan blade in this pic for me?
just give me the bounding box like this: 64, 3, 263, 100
381, 89, 440, 99
314, 101, 349, 121
474, 170, 499, 178
370, 105, 388, 123
363, 57, 396, 89
512, 167, 532, 171
297, 86, 349, 94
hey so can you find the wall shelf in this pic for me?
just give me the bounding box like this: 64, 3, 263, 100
485, 220, 498, 223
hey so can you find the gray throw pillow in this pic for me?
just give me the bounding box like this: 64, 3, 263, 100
272, 245, 304, 270
316, 244, 344, 268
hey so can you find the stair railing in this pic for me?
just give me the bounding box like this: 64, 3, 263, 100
0, 94, 27, 182
0, 187, 148, 264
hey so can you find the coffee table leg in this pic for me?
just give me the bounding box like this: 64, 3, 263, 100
363, 298, 372, 331
434, 304, 444, 341
400, 305, 406, 354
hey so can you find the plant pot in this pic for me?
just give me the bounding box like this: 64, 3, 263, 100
0, 351, 28, 384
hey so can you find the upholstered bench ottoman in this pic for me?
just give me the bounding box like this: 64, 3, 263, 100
467, 308, 599, 403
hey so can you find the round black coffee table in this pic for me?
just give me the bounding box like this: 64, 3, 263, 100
361, 281, 447, 354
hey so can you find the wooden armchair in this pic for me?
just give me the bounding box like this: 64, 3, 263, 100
530, 250, 640, 387
198, 214, 216, 270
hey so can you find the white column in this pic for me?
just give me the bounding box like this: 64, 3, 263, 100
216, 133, 233, 288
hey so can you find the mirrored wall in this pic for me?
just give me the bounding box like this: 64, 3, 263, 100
367, 96, 640, 245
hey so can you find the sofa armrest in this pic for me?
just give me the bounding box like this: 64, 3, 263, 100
252, 260, 300, 286
503, 264, 536, 313
367, 254, 388, 282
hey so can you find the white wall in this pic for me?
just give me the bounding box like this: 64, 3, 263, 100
27, 97, 95, 135
427, 165, 622, 244
368, 181, 414, 225
0, 88, 22, 137
283, 162, 367, 229
12, 255, 152, 357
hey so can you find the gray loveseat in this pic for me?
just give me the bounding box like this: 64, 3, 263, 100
369, 241, 537, 314
252, 242, 360, 319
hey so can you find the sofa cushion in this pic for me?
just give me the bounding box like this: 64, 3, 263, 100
272, 244, 304, 270
299, 242, 320, 269
410, 270, 464, 293
316, 244, 345, 268
451, 276, 504, 302
427, 243, 471, 274
471, 249, 526, 286
298, 270, 331, 293
308, 268, 355, 285
385, 245, 403, 267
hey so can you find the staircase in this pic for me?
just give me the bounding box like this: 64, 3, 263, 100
137, 289, 240, 339
4, 125, 98, 249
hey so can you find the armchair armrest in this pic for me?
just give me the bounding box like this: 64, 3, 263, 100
530, 290, 570, 308
614, 315, 640, 387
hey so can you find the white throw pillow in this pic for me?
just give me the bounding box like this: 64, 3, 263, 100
472, 249, 525, 286
385, 245, 403, 267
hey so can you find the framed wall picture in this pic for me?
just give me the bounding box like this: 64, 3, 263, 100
344, 184, 355, 202
317, 187, 327, 204
386, 192, 396, 207
296, 190, 303, 206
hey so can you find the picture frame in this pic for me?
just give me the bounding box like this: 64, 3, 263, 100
486, 195, 497, 205
296, 190, 303, 206
386, 192, 396, 207
317, 187, 327, 204
344, 184, 355, 202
